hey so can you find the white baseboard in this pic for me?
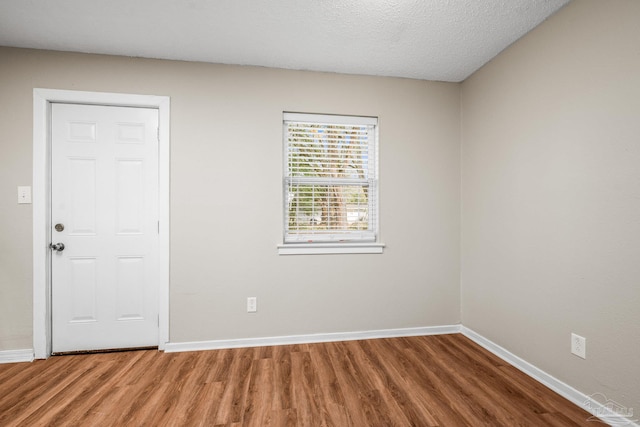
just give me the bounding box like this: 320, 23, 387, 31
0, 349, 34, 364
461, 326, 639, 427
164, 324, 461, 353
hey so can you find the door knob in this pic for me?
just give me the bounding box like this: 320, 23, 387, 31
49, 242, 65, 252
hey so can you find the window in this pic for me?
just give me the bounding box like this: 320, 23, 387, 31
279, 112, 383, 255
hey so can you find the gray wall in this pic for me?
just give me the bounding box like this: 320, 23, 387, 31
0, 47, 461, 349
461, 0, 640, 413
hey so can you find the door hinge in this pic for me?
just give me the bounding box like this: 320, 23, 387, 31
158, 220, 160, 234
157, 127, 160, 142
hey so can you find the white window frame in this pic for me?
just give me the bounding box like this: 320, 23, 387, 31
278, 112, 384, 255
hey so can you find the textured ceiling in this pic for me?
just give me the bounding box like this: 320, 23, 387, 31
0, 0, 569, 82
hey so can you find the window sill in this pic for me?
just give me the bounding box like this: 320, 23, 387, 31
277, 242, 385, 255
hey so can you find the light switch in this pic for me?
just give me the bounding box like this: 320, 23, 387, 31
18, 186, 32, 204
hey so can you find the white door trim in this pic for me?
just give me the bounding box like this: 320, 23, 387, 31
33, 89, 170, 359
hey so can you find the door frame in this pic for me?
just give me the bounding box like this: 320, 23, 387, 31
33, 89, 170, 359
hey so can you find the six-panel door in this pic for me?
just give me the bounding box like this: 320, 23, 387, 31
51, 103, 160, 353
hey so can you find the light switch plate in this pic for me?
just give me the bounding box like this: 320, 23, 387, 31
18, 186, 32, 204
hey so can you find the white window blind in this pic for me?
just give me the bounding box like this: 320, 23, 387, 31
283, 113, 379, 244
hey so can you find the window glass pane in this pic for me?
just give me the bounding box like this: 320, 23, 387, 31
287, 183, 369, 234
283, 114, 377, 244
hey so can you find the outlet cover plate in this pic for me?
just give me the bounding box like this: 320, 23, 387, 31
247, 297, 257, 313
571, 333, 586, 359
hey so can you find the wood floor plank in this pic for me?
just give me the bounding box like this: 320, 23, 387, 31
0, 358, 67, 407
406, 338, 518, 426
378, 337, 474, 425
325, 341, 396, 426
290, 350, 326, 426
0, 335, 599, 426
0, 357, 76, 422
0, 356, 101, 426
308, 342, 349, 426
23, 358, 118, 426
243, 358, 275, 427
272, 344, 294, 411
180, 382, 226, 427
347, 340, 418, 426
355, 338, 439, 426
413, 335, 534, 425
213, 346, 255, 425
71, 351, 163, 426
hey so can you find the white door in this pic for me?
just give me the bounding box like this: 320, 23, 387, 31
51, 103, 159, 353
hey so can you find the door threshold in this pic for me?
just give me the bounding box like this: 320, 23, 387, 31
52, 346, 158, 356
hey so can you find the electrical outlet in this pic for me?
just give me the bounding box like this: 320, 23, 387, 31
247, 297, 257, 313
571, 333, 586, 359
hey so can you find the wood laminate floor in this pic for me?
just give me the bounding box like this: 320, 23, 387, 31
0, 334, 597, 426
